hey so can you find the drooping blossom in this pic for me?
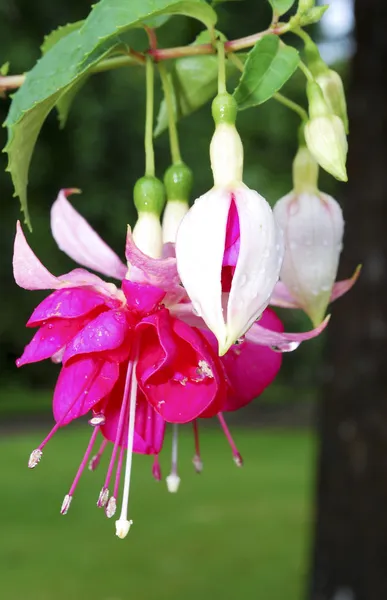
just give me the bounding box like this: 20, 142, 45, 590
15, 190, 226, 538
176, 93, 283, 355
273, 146, 359, 326
16, 190, 329, 533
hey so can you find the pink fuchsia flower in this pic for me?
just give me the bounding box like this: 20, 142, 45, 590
15, 190, 226, 538
176, 93, 283, 355
273, 147, 359, 326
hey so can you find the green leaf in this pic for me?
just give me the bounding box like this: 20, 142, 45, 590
4, 0, 217, 228
40, 21, 84, 54
155, 30, 241, 136
233, 35, 299, 110
268, 0, 295, 16
300, 5, 328, 26
1, 62, 10, 76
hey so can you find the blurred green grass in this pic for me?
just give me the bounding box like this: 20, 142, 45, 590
0, 426, 315, 600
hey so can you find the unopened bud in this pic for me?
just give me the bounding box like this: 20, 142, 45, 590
305, 115, 347, 182
274, 189, 344, 326
316, 70, 348, 134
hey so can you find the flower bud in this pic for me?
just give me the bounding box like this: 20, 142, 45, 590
210, 94, 243, 187
162, 162, 193, 243
305, 81, 347, 181
274, 151, 344, 326
133, 176, 165, 258
315, 69, 348, 134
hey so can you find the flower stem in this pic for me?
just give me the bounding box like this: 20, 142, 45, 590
158, 62, 181, 164
217, 41, 227, 95
273, 92, 308, 121
298, 60, 315, 83
145, 56, 155, 177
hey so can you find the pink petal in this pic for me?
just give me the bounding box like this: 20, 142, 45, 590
26, 288, 110, 327
63, 309, 130, 364
330, 265, 361, 302
136, 310, 224, 423
122, 280, 166, 315
13, 221, 62, 290
53, 357, 119, 424
245, 314, 330, 352
223, 196, 240, 266
125, 226, 181, 290
218, 309, 283, 411
17, 319, 87, 367
269, 282, 300, 309
101, 386, 166, 454
51, 189, 127, 280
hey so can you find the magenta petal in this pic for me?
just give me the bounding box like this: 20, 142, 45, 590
13, 221, 62, 290
223, 197, 240, 267
245, 314, 330, 351
101, 387, 165, 454
125, 226, 180, 290
122, 280, 166, 314
63, 309, 130, 363
330, 266, 361, 302
17, 319, 86, 367
219, 309, 283, 411
27, 288, 109, 327
136, 311, 224, 423
53, 358, 119, 424
51, 189, 127, 280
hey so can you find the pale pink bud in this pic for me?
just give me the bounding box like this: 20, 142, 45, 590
274, 190, 344, 326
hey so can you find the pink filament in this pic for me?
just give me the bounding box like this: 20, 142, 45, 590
152, 455, 162, 481
217, 413, 242, 462
67, 426, 100, 497
192, 420, 201, 458
113, 445, 125, 499
101, 360, 134, 491
90, 439, 108, 471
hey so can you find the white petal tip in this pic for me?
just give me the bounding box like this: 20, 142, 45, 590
115, 518, 133, 539
166, 473, 181, 493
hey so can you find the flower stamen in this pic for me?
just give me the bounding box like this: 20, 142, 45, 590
166, 423, 181, 492
115, 359, 138, 539
60, 425, 100, 515
89, 439, 108, 471
217, 413, 243, 467
192, 420, 203, 473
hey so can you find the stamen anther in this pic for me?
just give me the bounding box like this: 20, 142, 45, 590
192, 454, 203, 473
97, 487, 109, 507
88, 414, 106, 426
105, 496, 117, 519
28, 448, 42, 469
61, 494, 72, 515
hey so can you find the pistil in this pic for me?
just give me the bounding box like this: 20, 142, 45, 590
166, 423, 181, 492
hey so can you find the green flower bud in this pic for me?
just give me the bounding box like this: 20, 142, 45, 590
211, 93, 238, 126
305, 114, 348, 182
316, 70, 349, 134
293, 146, 319, 194
164, 162, 193, 202
133, 176, 165, 216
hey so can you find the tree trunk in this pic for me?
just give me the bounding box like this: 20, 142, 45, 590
309, 1, 387, 599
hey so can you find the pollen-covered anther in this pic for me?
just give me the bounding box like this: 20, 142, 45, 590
192, 454, 203, 473
89, 455, 100, 471
115, 518, 133, 539
196, 360, 214, 379
105, 496, 117, 519
97, 487, 109, 507
60, 494, 72, 515
88, 414, 106, 426
28, 448, 43, 469
233, 453, 244, 467
166, 473, 181, 493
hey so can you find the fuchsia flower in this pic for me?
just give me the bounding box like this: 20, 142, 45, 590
176, 94, 283, 355
272, 147, 360, 325
15, 189, 328, 537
